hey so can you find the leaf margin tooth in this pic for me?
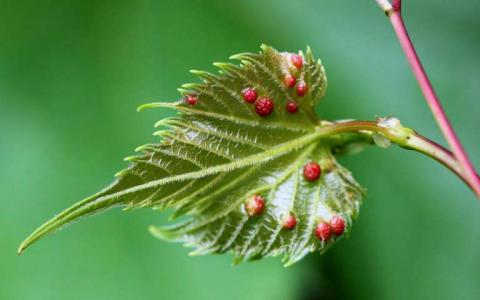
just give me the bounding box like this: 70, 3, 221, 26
137, 101, 181, 112
190, 69, 217, 82
305, 45, 314, 63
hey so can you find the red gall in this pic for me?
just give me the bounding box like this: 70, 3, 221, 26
330, 215, 346, 236
245, 195, 265, 216
290, 54, 303, 69
296, 80, 308, 96
255, 97, 274, 117
282, 214, 297, 230
284, 74, 296, 88
303, 161, 321, 181
315, 222, 332, 241
185, 95, 198, 105
286, 101, 299, 113
242, 87, 258, 103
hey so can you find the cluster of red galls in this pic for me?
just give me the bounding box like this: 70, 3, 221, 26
240, 53, 307, 117
183, 53, 308, 118
244, 160, 345, 242
284, 54, 308, 96
241, 89, 277, 117
315, 215, 346, 242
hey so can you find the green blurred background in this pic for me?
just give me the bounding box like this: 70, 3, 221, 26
1, 0, 479, 299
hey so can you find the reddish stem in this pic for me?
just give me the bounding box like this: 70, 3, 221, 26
392, 0, 401, 11
382, 1, 480, 197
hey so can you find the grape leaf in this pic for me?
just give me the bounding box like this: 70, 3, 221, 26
19, 45, 365, 266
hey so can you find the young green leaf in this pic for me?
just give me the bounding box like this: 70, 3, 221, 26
19, 45, 366, 266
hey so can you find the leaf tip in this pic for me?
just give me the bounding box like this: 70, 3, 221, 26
229, 53, 249, 61
149, 225, 168, 239
212, 62, 225, 67
232, 255, 244, 266
189, 69, 205, 76
137, 102, 180, 112
17, 242, 27, 255
260, 43, 271, 52
305, 45, 314, 62
123, 155, 139, 162
17, 225, 48, 255
136, 103, 149, 112
134, 144, 148, 152
213, 62, 233, 73
181, 83, 201, 89
148, 225, 158, 235
282, 260, 295, 268
137, 103, 154, 112
17, 191, 121, 255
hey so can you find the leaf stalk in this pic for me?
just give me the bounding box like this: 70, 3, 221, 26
320, 120, 479, 193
